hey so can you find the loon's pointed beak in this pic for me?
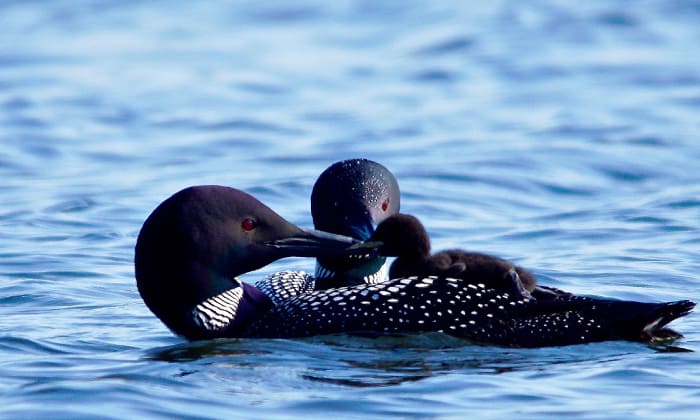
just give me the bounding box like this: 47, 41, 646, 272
265, 228, 378, 258
348, 240, 385, 251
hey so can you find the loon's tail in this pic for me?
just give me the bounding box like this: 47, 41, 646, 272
508, 297, 695, 347
620, 299, 695, 342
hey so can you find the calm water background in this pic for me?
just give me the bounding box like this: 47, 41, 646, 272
2, 1, 700, 418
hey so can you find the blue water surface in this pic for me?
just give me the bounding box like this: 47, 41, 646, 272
2, 1, 700, 418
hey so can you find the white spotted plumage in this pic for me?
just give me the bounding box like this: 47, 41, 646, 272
254, 270, 316, 305
240, 273, 694, 347
255, 261, 390, 304
247, 275, 531, 342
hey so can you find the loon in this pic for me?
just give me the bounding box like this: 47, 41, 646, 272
134, 185, 376, 340
364, 213, 566, 300
255, 159, 400, 303
135, 185, 694, 347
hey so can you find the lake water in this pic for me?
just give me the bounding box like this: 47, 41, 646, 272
2, 1, 700, 418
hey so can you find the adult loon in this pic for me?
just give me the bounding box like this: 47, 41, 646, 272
255, 159, 400, 303
135, 186, 694, 346
134, 185, 376, 340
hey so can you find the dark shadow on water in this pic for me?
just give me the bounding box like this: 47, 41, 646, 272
145, 338, 259, 363
301, 372, 430, 388
142, 332, 693, 387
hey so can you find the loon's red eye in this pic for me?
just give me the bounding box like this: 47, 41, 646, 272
241, 218, 257, 231
381, 200, 389, 212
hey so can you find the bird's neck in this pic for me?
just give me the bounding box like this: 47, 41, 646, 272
314, 257, 388, 288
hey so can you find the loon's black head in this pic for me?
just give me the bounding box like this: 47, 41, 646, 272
135, 185, 373, 340
310, 159, 400, 286
366, 213, 430, 259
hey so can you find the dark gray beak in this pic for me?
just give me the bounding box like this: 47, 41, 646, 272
347, 240, 385, 252
265, 228, 379, 258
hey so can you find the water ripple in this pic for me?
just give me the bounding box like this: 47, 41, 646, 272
1, 0, 700, 418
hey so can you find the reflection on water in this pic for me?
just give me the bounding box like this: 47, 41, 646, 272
142, 332, 692, 390
146, 339, 260, 363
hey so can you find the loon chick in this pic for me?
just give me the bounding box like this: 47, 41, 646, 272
365, 213, 554, 299
134, 185, 378, 340
255, 159, 400, 303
